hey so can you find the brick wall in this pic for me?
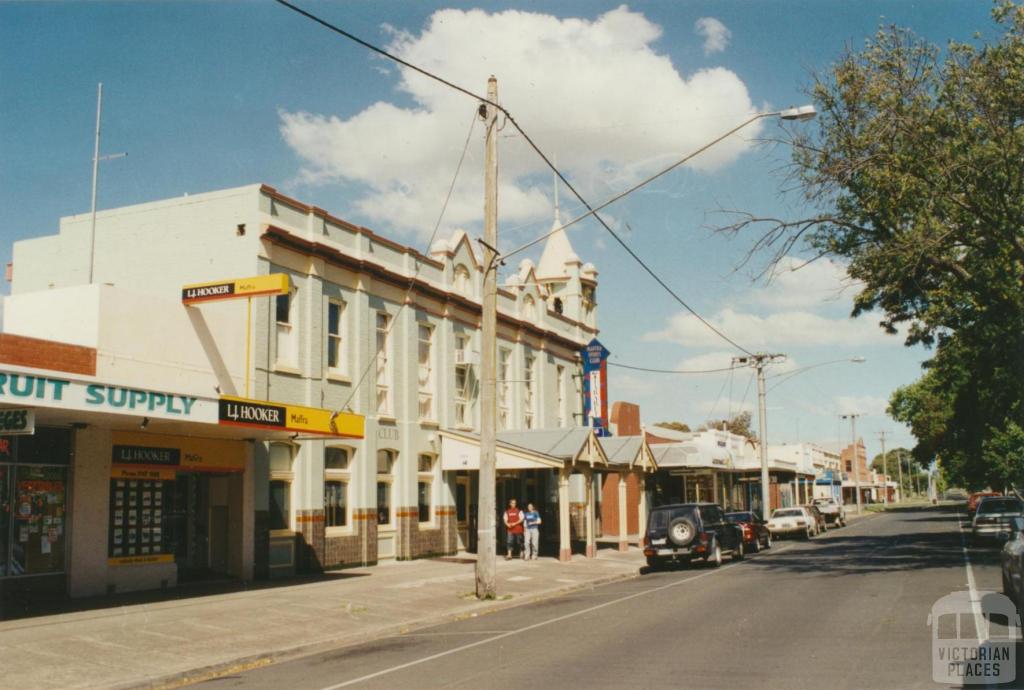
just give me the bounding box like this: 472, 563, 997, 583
294, 508, 378, 570
0, 333, 96, 375
395, 506, 459, 560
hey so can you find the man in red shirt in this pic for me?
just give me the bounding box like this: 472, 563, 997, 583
504, 498, 524, 560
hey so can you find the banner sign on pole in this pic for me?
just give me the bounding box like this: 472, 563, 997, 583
580, 338, 610, 437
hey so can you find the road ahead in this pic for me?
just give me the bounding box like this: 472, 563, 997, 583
195, 506, 1010, 689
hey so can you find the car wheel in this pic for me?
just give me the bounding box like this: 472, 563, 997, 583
805, 528, 813, 540
734, 539, 745, 561
706, 542, 722, 568
764, 532, 772, 549
645, 556, 664, 571
750, 536, 760, 554
667, 517, 698, 547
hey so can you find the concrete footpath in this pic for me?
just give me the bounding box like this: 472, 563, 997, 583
0, 548, 645, 690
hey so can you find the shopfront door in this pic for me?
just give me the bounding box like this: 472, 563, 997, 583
0, 465, 8, 576
456, 473, 470, 551
168, 473, 229, 580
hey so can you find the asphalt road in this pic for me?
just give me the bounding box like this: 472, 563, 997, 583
194, 505, 1015, 690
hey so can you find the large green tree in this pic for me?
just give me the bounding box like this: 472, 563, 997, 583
727, 3, 1024, 488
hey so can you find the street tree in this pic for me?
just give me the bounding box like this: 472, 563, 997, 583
722, 3, 1024, 488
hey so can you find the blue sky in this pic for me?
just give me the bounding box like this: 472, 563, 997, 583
0, 1, 1000, 458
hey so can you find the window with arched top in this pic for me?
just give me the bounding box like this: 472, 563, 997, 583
454, 264, 471, 295
523, 295, 537, 321
553, 297, 564, 315
377, 449, 396, 527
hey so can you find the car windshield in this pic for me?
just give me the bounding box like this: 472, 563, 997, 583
812, 499, 830, 504
726, 512, 753, 523
772, 509, 803, 518
648, 506, 697, 531
977, 498, 1022, 514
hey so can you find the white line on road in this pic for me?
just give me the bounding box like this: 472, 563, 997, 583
955, 508, 987, 640
316, 545, 795, 690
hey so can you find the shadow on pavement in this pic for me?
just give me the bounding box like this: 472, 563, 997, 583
0, 568, 370, 622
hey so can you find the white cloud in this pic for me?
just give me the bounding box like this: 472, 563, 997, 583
695, 17, 731, 56
744, 256, 864, 310
644, 307, 892, 349
279, 6, 760, 241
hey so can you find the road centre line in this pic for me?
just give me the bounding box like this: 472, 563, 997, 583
317, 544, 796, 690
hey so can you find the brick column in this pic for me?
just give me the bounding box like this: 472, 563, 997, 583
295, 509, 325, 573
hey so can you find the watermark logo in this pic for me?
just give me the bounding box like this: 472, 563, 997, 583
928, 590, 1018, 685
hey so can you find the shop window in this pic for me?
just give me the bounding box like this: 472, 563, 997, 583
0, 430, 72, 578
523, 350, 536, 429
376, 312, 392, 416
269, 480, 291, 531
325, 481, 348, 528
417, 453, 435, 524
327, 300, 345, 374
325, 446, 351, 531
454, 334, 472, 427
498, 347, 511, 430
418, 323, 435, 421
377, 450, 395, 527
275, 288, 298, 367
417, 482, 431, 523
269, 442, 295, 532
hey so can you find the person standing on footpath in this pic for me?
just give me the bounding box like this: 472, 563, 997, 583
504, 498, 524, 560
523, 502, 542, 560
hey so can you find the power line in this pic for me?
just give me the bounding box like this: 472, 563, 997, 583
608, 362, 739, 375
341, 109, 478, 410
273, 0, 756, 357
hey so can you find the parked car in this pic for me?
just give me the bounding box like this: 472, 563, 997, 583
725, 511, 772, 552
1001, 516, 1024, 603
811, 497, 847, 527
968, 491, 1002, 516
767, 507, 817, 539
972, 496, 1024, 544
944, 489, 969, 501
804, 504, 828, 533
643, 502, 746, 569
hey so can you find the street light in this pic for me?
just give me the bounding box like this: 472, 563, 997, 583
475, 100, 817, 598
841, 413, 864, 513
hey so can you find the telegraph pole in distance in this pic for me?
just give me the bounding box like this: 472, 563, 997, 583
877, 431, 889, 505
733, 353, 786, 519
841, 413, 863, 513
476, 76, 498, 600
896, 448, 905, 502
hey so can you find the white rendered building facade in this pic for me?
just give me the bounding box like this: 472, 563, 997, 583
9, 184, 598, 572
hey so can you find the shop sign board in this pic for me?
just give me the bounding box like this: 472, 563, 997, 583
181, 273, 289, 304
580, 338, 610, 437
218, 396, 365, 438
0, 408, 34, 435
111, 431, 247, 473
0, 369, 218, 423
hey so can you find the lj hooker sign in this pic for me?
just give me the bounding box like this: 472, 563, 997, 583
181, 273, 289, 304
218, 396, 364, 439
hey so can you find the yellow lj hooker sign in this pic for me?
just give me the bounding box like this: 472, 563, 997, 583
218, 396, 365, 438
182, 274, 289, 304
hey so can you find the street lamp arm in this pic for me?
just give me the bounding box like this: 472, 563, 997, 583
767, 357, 865, 392
500, 110, 801, 263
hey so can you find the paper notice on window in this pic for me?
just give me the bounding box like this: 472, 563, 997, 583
18, 526, 28, 543
41, 538, 51, 554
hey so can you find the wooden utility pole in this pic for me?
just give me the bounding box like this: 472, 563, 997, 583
877, 431, 889, 505
897, 449, 905, 502
476, 76, 498, 599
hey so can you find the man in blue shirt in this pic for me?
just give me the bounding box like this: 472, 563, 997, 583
523, 502, 542, 560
